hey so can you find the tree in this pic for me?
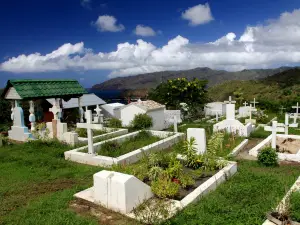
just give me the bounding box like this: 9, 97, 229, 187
148, 78, 208, 118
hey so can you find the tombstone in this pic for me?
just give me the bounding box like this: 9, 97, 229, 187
211, 109, 221, 121
292, 102, 300, 125
76, 110, 104, 154
93, 170, 153, 214
8, 101, 32, 142
264, 121, 284, 149
279, 106, 286, 115
187, 128, 206, 154
239, 106, 251, 117
245, 104, 257, 124
49, 99, 62, 121
93, 105, 104, 124
224, 96, 236, 120
251, 98, 259, 108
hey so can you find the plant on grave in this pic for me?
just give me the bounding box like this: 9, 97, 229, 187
258, 147, 278, 167
32, 122, 50, 140
207, 132, 224, 156
108, 118, 122, 128
151, 175, 180, 199
289, 191, 300, 222
183, 137, 204, 169
75, 128, 87, 137
132, 113, 153, 130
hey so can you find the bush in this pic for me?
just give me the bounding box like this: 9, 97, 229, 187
132, 113, 153, 130
290, 191, 300, 222
108, 118, 122, 128
258, 147, 278, 167
151, 177, 180, 198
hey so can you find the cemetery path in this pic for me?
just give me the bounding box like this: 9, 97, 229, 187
236, 138, 263, 160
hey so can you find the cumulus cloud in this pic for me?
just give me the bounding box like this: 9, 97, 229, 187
134, 25, 156, 37
93, 15, 125, 32
182, 3, 213, 26
2, 9, 300, 77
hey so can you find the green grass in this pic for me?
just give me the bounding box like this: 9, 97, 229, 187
167, 160, 300, 225
177, 122, 214, 137
250, 126, 271, 139
219, 133, 244, 157
76, 128, 108, 138
290, 191, 300, 222
89, 131, 162, 157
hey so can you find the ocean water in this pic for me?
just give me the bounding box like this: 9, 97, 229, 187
88, 89, 128, 104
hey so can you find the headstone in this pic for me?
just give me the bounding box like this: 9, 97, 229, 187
49, 99, 62, 121
243, 101, 248, 107
279, 106, 286, 115
224, 96, 236, 120
264, 121, 284, 149
211, 109, 221, 121
8, 101, 32, 142
94, 105, 104, 124
63, 132, 78, 146
251, 98, 259, 108
93, 170, 153, 214
247, 104, 257, 124
187, 128, 206, 154
77, 110, 104, 154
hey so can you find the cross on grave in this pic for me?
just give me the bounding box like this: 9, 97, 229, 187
77, 110, 104, 154
264, 121, 284, 149
49, 101, 62, 121
243, 101, 248, 107
94, 105, 104, 124
249, 104, 257, 121
211, 109, 222, 121
292, 102, 300, 124
279, 106, 286, 115
251, 98, 259, 108
224, 96, 236, 104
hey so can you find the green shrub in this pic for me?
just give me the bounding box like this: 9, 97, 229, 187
151, 177, 180, 198
258, 147, 278, 167
178, 173, 195, 188
132, 113, 153, 130
290, 191, 300, 222
75, 128, 87, 137
108, 118, 122, 128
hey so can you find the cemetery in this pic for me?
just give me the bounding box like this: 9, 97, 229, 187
1, 78, 300, 225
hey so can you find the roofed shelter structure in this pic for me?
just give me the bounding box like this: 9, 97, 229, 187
1, 79, 87, 142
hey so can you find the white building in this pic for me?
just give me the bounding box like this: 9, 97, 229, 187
204, 102, 226, 116
101, 102, 125, 118
118, 100, 166, 130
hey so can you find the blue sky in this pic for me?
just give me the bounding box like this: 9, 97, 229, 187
1, 0, 300, 88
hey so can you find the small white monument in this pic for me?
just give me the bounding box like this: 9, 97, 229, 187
211, 109, 222, 122
187, 128, 206, 154
8, 101, 32, 142
76, 110, 104, 154
245, 104, 257, 124
251, 98, 259, 108
93, 104, 104, 124
279, 106, 286, 115
224, 96, 236, 120
264, 121, 284, 149
291, 102, 300, 127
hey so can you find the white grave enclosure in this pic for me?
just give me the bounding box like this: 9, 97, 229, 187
65, 130, 184, 167
75, 163, 237, 222
213, 96, 255, 137
249, 123, 300, 163
187, 128, 206, 154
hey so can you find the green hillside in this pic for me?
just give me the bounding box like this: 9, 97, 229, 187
207, 68, 300, 111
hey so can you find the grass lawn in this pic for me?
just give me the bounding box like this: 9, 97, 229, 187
1, 140, 300, 225
76, 128, 108, 138
81, 131, 162, 157
177, 122, 214, 137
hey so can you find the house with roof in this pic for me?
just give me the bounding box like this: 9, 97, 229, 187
118, 100, 166, 130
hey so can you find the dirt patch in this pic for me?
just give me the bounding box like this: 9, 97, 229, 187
276, 137, 300, 154
236, 138, 263, 160
70, 199, 141, 225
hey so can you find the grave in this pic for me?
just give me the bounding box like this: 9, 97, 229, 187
238, 101, 251, 117
249, 120, 300, 162
245, 104, 257, 124
213, 96, 255, 137
187, 128, 206, 154
290, 102, 300, 127
73, 128, 237, 223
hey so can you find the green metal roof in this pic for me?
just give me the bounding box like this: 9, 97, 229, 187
2, 79, 88, 100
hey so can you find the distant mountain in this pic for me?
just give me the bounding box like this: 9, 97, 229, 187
208, 68, 300, 105
92, 67, 292, 90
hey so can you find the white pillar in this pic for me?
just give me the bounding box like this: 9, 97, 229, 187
29, 100, 36, 131
271, 121, 277, 149
285, 113, 289, 135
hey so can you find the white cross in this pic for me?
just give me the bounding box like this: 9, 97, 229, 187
284, 113, 289, 135
224, 96, 236, 104
264, 121, 284, 149
95, 105, 102, 116
243, 101, 248, 107
279, 106, 286, 115
251, 98, 259, 108
49, 100, 62, 120
249, 104, 257, 121
211, 109, 222, 121
292, 102, 300, 123
77, 110, 104, 154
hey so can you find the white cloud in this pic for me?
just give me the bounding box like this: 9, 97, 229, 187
182, 3, 213, 26
2, 9, 300, 78
134, 25, 156, 37
93, 15, 125, 32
